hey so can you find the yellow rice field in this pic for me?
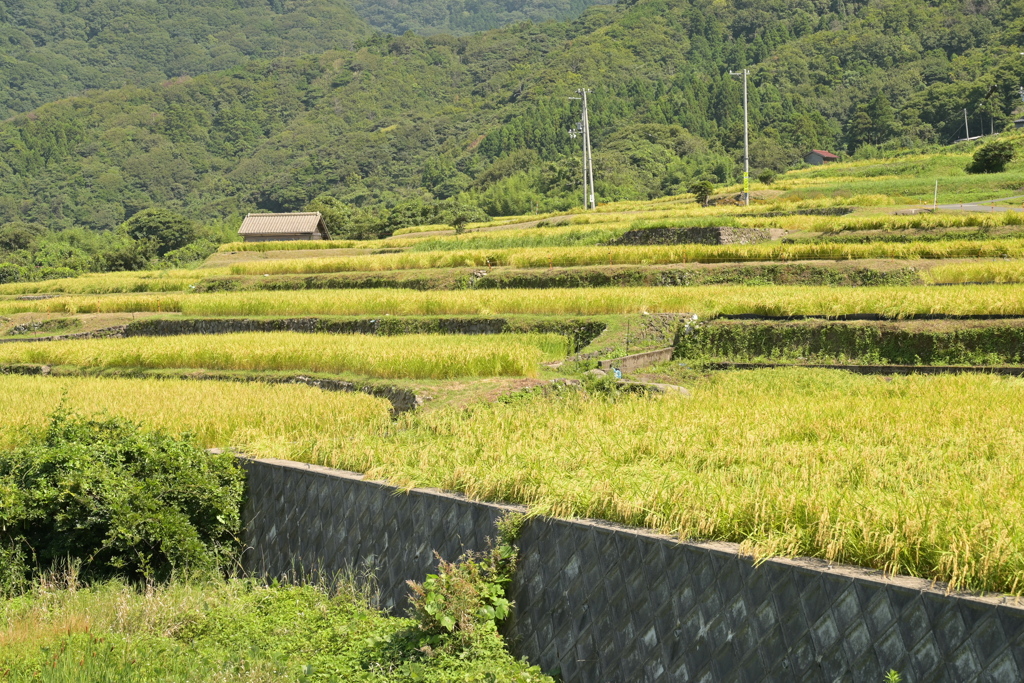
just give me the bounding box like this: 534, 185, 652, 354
0, 375, 390, 452
0, 332, 567, 379
226, 239, 1024, 275
4, 369, 1023, 594
6, 284, 1024, 318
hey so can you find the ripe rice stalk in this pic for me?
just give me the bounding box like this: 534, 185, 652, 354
0, 375, 391, 452
225, 238, 1024, 276
0, 332, 568, 379
8, 284, 1024, 318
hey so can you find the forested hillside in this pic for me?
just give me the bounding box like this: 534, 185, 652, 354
2, 0, 1024, 242
352, 0, 608, 35
0, 0, 372, 116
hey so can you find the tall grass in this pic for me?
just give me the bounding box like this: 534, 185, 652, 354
0, 375, 390, 452
0, 332, 567, 379
0, 577, 549, 682
9, 285, 1024, 318
226, 238, 1024, 276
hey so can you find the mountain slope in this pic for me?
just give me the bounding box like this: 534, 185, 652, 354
0, 0, 372, 116
351, 0, 609, 35
2, 0, 1023, 232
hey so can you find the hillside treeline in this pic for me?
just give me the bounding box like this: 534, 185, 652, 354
0, 0, 1022, 252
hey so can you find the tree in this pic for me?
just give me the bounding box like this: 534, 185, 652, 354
757, 170, 777, 186
966, 139, 1016, 174
119, 209, 197, 256
687, 178, 715, 207
0, 222, 45, 253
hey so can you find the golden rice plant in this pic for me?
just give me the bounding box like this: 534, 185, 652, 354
9, 284, 1024, 318
0, 375, 390, 452
0, 332, 567, 379
321, 369, 1024, 594
923, 260, 1024, 285
225, 238, 1024, 276
0, 270, 212, 295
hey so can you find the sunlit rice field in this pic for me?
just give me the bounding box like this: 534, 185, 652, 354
0, 375, 390, 452
0, 270, 214, 295
924, 259, 1024, 284
324, 369, 1024, 594
225, 238, 1024, 275
5, 369, 1021, 594
0, 332, 568, 379
7, 284, 1024, 318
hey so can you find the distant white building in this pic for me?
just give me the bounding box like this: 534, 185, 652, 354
237, 212, 331, 242
804, 150, 839, 165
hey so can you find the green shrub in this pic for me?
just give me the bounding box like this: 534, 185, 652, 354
0, 408, 245, 587
965, 139, 1016, 174
406, 513, 524, 652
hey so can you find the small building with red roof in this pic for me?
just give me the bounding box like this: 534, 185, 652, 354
805, 150, 839, 165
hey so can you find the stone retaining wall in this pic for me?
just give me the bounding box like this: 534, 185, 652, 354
241, 458, 1024, 683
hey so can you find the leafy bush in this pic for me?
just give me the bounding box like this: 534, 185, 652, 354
406, 513, 524, 651
965, 139, 1016, 174
0, 408, 245, 587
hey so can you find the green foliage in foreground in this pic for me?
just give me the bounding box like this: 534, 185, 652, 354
0, 578, 552, 682
0, 410, 244, 589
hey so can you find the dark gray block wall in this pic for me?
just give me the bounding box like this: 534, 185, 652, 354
241, 458, 1024, 682
241, 458, 518, 612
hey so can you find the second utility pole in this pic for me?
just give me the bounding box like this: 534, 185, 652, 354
730, 69, 750, 206
579, 88, 596, 209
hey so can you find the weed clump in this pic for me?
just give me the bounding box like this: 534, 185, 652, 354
406, 513, 524, 653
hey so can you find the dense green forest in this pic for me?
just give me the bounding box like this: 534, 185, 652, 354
351, 0, 608, 35
0, 0, 373, 117
3, 0, 1024, 278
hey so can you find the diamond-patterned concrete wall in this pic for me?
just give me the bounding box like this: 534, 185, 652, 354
242, 459, 1024, 682
240, 458, 520, 612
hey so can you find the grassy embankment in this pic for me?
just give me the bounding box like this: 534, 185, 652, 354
0, 332, 568, 380
4, 369, 1024, 596
0, 578, 549, 682
9, 284, 1024, 318
676, 319, 1024, 366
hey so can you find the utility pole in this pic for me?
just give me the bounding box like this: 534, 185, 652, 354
964, 108, 970, 140
578, 88, 596, 209
568, 96, 586, 209
730, 69, 750, 206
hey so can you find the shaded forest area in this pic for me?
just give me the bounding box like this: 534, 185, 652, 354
1, 0, 1024, 279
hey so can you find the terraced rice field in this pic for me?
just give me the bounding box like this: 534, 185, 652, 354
10, 153, 1024, 597
7, 284, 1024, 318
0, 332, 567, 379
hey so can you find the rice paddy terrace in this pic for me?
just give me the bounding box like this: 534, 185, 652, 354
6, 150, 1024, 596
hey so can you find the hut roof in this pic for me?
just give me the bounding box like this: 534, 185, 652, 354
809, 150, 839, 160
237, 212, 329, 237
